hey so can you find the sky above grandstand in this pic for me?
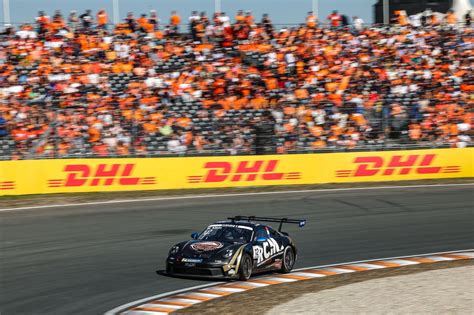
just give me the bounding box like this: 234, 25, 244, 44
0, 0, 377, 25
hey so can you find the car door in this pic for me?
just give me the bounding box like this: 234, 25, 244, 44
266, 226, 286, 268
251, 226, 270, 271
251, 226, 285, 271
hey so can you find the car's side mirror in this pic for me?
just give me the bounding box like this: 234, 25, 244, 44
256, 237, 268, 242
191, 232, 199, 240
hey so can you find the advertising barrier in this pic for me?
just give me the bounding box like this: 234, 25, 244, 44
0, 148, 472, 195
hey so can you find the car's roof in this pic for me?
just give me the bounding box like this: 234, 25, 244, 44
212, 220, 267, 229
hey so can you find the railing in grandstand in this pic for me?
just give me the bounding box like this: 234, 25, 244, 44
1, 96, 471, 160
0, 144, 469, 160
0, 20, 471, 30
0, 134, 469, 161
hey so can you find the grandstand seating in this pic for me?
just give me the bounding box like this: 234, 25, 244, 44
0, 10, 472, 159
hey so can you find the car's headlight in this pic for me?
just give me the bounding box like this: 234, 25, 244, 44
169, 246, 180, 255
222, 249, 234, 259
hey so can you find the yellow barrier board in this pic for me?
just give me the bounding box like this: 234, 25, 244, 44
0, 148, 472, 195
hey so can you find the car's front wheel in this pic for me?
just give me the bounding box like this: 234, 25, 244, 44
280, 246, 295, 273
238, 253, 253, 280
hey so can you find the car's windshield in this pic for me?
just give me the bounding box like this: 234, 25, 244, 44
198, 224, 253, 243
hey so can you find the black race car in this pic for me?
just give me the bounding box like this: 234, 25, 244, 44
164, 216, 306, 280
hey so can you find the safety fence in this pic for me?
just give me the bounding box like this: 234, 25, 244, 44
1, 148, 472, 195
2, 96, 468, 160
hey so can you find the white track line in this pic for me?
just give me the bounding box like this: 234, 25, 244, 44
456, 253, 474, 258
2, 183, 473, 212
177, 292, 222, 298
240, 281, 270, 286
203, 287, 246, 292
323, 267, 356, 273
123, 311, 166, 315
423, 256, 456, 261
383, 259, 420, 266
104, 248, 474, 315
350, 263, 386, 270
138, 304, 184, 310
290, 272, 326, 278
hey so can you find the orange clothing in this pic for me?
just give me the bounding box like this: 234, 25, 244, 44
446, 13, 457, 25
245, 15, 254, 25
170, 15, 181, 26
312, 140, 326, 149
306, 15, 317, 28
295, 88, 309, 99
97, 12, 108, 25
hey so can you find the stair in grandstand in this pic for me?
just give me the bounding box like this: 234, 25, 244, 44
0, 137, 16, 160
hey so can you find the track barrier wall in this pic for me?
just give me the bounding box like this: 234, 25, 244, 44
1, 148, 472, 195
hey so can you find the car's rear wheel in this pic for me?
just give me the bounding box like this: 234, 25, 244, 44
238, 253, 253, 280
280, 246, 295, 273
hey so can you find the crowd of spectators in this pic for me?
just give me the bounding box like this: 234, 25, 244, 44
0, 8, 472, 159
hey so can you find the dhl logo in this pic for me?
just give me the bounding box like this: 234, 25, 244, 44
187, 160, 301, 183
0, 181, 15, 190
336, 154, 461, 178
48, 164, 156, 188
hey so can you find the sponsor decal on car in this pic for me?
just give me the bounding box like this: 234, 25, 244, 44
210, 224, 254, 231
190, 241, 224, 252
47, 163, 156, 188
252, 238, 284, 265
187, 160, 301, 183
335, 154, 461, 178
181, 258, 203, 263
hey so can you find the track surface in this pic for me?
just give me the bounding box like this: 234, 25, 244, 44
1, 185, 473, 315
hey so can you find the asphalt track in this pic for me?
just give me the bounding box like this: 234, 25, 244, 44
1, 185, 473, 315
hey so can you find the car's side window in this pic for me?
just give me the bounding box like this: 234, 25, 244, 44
267, 226, 279, 238
254, 227, 267, 241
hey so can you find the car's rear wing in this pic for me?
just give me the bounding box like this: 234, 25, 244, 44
228, 216, 306, 232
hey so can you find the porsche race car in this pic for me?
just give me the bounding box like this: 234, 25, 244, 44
164, 216, 306, 280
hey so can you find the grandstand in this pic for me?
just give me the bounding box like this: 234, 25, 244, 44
0, 9, 472, 160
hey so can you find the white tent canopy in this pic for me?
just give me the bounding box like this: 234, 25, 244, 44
452, 0, 473, 20
407, 0, 472, 25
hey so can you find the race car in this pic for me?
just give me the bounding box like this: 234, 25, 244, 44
164, 216, 306, 280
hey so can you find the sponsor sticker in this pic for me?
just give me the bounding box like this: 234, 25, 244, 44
181, 258, 203, 263
47, 163, 156, 188
335, 154, 461, 178
252, 238, 284, 265
187, 160, 301, 183
209, 224, 254, 231
191, 241, 224, 252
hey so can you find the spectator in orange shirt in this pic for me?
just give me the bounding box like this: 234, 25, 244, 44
445, 10, 457, 26
97, 9, 108, 30
170, 11, 181, 34
306, 11, 317, 29
245, 11, 254, 25
35, 11, 50, 36
138, 14, 150, 33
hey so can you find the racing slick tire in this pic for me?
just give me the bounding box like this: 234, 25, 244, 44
238, 253, 253, 281
280, 246, 295, 273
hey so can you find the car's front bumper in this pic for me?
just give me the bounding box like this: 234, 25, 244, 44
166, 264, 227, 278
165, 259, 237, 279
